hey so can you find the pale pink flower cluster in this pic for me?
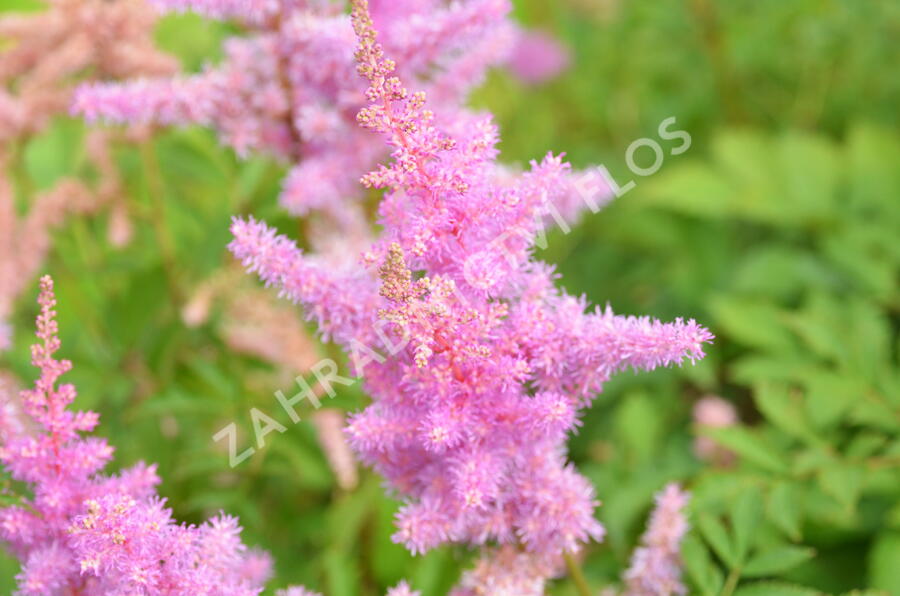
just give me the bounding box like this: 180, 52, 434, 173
450, 545, 557, 595
507, 30, 571, 86
230, 0, 712, 576
0, 0, 175, 142
277, 581, 419, 596
622, 484, 690, 596
0, 277, 270, 595
73, 0, 516, 226
0, 0, 179, 348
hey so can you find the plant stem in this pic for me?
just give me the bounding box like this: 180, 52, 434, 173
563, 551, 592, 596
721, 567, 741, 596
139, 140, 184, 307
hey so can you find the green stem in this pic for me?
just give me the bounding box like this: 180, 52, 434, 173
563, 551, 592, 596
139, 141, 184, 307
721, 566, 741, 596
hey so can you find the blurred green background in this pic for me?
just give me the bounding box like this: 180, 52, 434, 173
1, 0, 898, 594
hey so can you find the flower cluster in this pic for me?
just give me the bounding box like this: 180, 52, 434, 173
507, 30, 571, 86
0, 0, 179, 348
0, 277, 269, 595
73, 0, 516, 226
276, 581, 419, 596
230, 0, 712, 575
622, 484, 690, 596
0, 0, 175, 142
450, 545, 557, 595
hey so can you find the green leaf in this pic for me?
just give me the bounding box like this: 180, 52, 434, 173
743, 545, 816, 577
754, 383, 821, 446
869, 531, 900, 593
323, 548, 360, 596
640, 161, 733, 218
698, 513, 739, 569
817, 462, 863, 513
731, 486, 763, 562
768, 482, 803, 541
615, 392, 662, 461
802, 372, 864, 430
704, 427, 789, 474
709, 296, 796, 354
682, 532, 724, 596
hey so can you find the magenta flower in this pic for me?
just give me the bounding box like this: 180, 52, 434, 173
230, 0, 712, 569
72, 0, 514, 226
0, 277, 269, 595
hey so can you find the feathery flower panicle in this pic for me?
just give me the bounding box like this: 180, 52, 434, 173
231, 0, 712, 572
277, 581, 419, 596
73, 0, 516, 226
0, 0, 178, 348
622, 484, 690, 596
0, 277, 269, 595
450, 545, 558, 596
0, 0, 175, 142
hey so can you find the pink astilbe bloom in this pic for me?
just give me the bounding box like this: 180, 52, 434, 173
0, 277, 269, 595
622, 484, 690, 596
385, 580, 421, 596
276, 589, 323, 596
73, 0, 515, 226
450, 545, 558, 596
507, 30, 571, 86
230, 0, 712, 571
0, 0, 175, 142
693, 395, 738, 465
277, 581, 418, 596
0, 0, 177, 348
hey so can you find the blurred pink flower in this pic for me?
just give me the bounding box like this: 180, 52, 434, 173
507, 30, 571, 85
693, 395, 738, 465
623, 484, 690, 596
0, 277, 270, 594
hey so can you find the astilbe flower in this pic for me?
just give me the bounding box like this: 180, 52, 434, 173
277, 581, 419, 596
0, 0, 175, 141
450, 545, 557, 595
73, 0, 516, 226
0, 277, 270, 595
230, 0, 712, 574
0, 0, 179, 346
507, 30, 571, 86
621, 484, 690, 596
